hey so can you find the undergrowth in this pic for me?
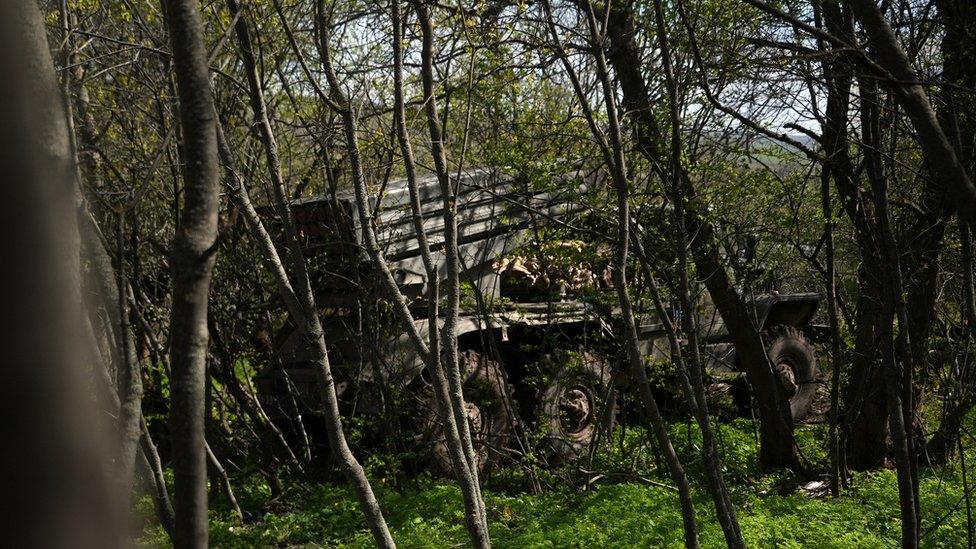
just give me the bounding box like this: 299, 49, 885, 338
139, 419, 975, 548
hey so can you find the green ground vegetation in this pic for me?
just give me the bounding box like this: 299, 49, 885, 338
139, 418, 975, 548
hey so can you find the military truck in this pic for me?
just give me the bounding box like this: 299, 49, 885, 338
255, 168, 821, 470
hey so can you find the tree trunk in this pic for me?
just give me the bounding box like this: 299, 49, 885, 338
164, 1, 222, 546
303, 0, 492, 545
140, 416, 177, 537
209, 315, 304, 471
605, 2, 800, 469
59, 0, 146, 500
861, 76, 920, 549
555, 3, 701, 545
849, 0, 976, 220
115, 215, 146, 508
88, 285, 175, 541
411, 2, 491, 543
648, 0, 743, 543
962, 222, 976, 332
225, 4, 396, 546
804, 0, 895, 472
920, 0, 976, 463
0, 1, 118, 545
810, 0, 848, 494
205, 442, 243, 524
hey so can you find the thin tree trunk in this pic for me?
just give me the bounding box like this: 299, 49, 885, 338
164, 1, 222, 546
861, 76, 919, 549
209, 315, 304, 471
391, 1, 491, 545
79, 174, 149, 498
917, 0, 976, 465
115, 214, 146, 507
301, 1, 492, 543
822, 162, 844, 495
410, 2, 491, 543
843, 267, 889, 469
961, 435, 974, 547
543, 1, 701, 544
88, 290, 175, 541
205, 442, 243, 524
59, 0, 146, 501
648, 0, 743, 543
803, 0, 893, 473
963, 222, 976, 332
811, 0, 849, 493
140, 416, 177, 537
614, 0, 801, 469
224, 4, 396, 546
634, 234, 741, 548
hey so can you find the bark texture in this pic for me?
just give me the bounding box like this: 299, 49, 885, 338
164, 1, 221, 546
412, 2, 491, 543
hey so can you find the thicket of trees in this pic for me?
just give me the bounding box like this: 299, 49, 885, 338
6, 0, 973, 546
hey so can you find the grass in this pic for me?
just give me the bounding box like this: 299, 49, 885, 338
139, 419, 976, 548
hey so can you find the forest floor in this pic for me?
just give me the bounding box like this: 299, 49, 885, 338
140, 418, 974, 548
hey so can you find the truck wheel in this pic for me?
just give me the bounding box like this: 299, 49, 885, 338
764, 325, 818, 420
536, 350, 617, 461
420, 350, 516, 475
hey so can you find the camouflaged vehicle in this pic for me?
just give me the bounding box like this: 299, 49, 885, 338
255, 168, 821, 469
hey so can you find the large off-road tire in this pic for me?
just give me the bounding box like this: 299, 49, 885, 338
420, 350, 516, 475
535, 350, 617, 461
764, 325, 818, 421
